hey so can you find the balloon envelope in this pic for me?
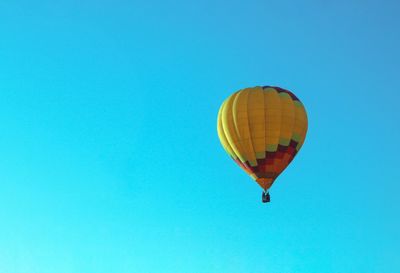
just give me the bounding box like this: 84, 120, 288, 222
217, 86, 308, 191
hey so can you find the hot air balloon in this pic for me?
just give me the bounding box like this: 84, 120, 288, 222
217, 86, 308, 203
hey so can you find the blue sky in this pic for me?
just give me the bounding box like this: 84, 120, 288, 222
0, 1, 399, 272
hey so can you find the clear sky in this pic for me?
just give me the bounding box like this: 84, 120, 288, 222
0, 1, 399, 272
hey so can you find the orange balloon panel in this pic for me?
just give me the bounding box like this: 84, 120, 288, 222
217, 86, 308, 190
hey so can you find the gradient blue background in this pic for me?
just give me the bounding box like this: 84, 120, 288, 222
1, 1, 399, 272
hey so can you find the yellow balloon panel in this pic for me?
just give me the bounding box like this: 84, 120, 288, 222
247, 87, 266, 160
217, 102, 236, 159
